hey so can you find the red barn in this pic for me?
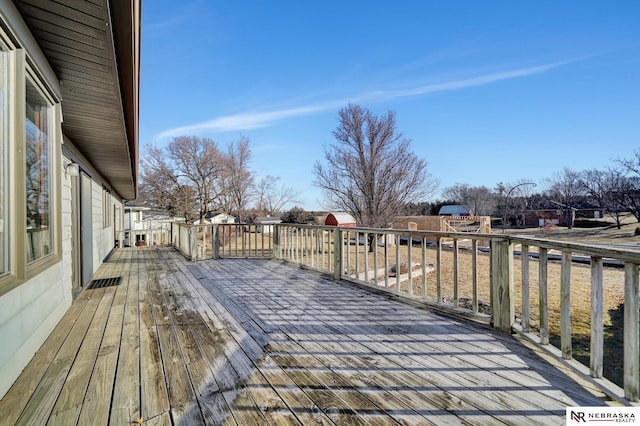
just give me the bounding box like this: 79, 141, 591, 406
324, 212, 357, 227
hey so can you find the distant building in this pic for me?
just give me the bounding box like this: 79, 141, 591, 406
324, 212, 357, 227
524, 200, 604, 227
255, 216, 282, 233
438, 205, 472, 217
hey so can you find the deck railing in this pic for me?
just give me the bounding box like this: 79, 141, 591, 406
168, 222, 640, 403
116, 222, 172, 248
171, 222, 275, 261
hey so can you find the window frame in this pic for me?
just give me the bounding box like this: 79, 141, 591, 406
22, 66, 61, 278
0, 18, 62, 293
0, 29, 16, 291
25, 72, 54, 264
0, 38, 9, 280
102, 187, 112, 228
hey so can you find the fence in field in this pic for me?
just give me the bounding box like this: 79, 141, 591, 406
168, 222, 640, 403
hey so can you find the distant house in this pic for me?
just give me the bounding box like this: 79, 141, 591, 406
524, 200, 604, 227
255, 216, 282, 233
325, 212, 357, 227
193, 212, 236, 225
438, 205, 472, 217
122, 203, 175, 247
123, 203, 150, 246
574, 200, 606, 220
124, 203, 151, 231
207, 213, 236, 223
208, 212, 236, 224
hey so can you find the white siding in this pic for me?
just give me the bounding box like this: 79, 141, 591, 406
0, 262, 70, 392
60, 161, 73, 286
90, 180, 115, 275
0, 163, 75, 397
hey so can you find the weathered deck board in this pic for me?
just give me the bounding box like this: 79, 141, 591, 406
0, 292, 91, 426
110, 248, 142, 425
196, 261, 505, 425
195, 256, 611, 424
46, 285, 117, 425
0, 246, 614, 425
76, 249, 128, 425
138, 248, 170, 424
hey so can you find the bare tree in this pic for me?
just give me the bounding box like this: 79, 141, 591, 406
616, 151, 640, 222
139, 145, 198, 221
442, 183, 497, 216
139, 136, 225, 222
581, 167, 628, 228
218, 137, 254, 221
255, 175, 300, 216
503, 180, 538, 227
313, 104, 438, 237
545, 167, 583, 228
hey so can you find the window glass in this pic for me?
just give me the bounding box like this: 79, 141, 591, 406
25, 77, 52, 263
0, 45, 7, 274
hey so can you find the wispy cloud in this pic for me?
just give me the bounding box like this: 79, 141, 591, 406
155, 101, 344, 139
154, 59, 578, 140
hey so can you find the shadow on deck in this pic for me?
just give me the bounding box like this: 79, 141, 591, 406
0, 246, 613, 425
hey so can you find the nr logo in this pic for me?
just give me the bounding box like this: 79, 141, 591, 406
571, 411, 586, 422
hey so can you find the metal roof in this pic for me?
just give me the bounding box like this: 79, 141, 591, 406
326, 212, 357, 224
14, 0, 140, 200
438, 205, 470, 215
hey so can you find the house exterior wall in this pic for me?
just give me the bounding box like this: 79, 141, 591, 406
0, 5, 125, 399
124, 210, 146, 230
91, 180, 116, 274
525, 210, 567, 227
0, 259, 71, 398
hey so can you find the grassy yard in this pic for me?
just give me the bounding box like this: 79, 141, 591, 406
339, 218, 635, 389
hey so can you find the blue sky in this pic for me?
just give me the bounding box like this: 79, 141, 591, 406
140, 1, 640, 211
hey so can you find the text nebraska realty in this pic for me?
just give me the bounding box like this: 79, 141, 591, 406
571, 410, 635, 423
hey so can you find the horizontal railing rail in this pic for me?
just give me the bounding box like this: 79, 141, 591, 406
116, 222, 172, 248
167, 221, 640, 403
171, 222, 274, 261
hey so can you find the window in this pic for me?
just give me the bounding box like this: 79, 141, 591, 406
102, 187, 111, 228
25, 76, 53, 263
0, 44, 7, 274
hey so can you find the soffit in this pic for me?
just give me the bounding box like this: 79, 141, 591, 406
14, 0, 139, 200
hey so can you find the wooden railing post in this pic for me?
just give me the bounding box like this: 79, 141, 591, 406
590, 257, 604, 378
624, 262, 639, 401
490, 238, 514, 333
273, 225, 280, 259
560, 251, 572, 360
212, 224, 219, 259
539, 247, 549, 345
334, 228, 343, 280
189, 226, 197, 261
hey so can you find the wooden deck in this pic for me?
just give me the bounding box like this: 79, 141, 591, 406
0, 246, 614, 425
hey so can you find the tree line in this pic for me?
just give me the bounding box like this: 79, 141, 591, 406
139, 104, 640, 231
139, 136, 300, 222
406, 157, 640, 230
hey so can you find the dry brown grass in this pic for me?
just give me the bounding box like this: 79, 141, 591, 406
336, 221, 632, 388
